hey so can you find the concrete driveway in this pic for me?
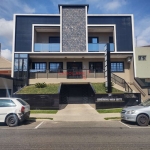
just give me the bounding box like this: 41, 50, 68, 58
53, 104, 120, 121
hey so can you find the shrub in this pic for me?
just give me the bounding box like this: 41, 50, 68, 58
35, 82, 47, 88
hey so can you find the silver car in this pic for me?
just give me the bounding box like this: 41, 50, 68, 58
121, 99, 150, 126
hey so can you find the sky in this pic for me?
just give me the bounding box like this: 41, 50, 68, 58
0, 0, 150, 61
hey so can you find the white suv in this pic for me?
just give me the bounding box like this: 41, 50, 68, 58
0, 98, 30, 127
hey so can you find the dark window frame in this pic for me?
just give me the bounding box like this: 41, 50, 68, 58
49, 62, 63, 73
111, 62, 124, 72
88, 37, 99, 43
32, 62, 47, 73
138, 55, 146, 61
89, 62, 103, 73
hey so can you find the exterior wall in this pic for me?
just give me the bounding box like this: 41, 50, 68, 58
15, 16, 60, 52
88, 16, 133, 52
36, 32, 60, 43
88, 32, 113, 43
29, 58, 131, 84
0, 77, 13, 96
129, 58, 150, 101
62, 7, 86, 52
135, 47, 150, 78
111, 58, 130, 82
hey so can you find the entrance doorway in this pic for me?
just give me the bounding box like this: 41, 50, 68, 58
67, 62, 82, 79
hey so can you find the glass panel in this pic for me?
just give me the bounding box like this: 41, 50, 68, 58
34, 43, 60, 52
17, 99, 29, 106
23, 59, 27, 71
19, 54, 28, 58
49, 62, 63, 73
89, 62, 103, 73
14, 59, 18, 71
33, 62, 46, 72
19, 59, 23, 71
111, 62, 124, 72
0, 99, 16, 107
15, 54, 19, 58
92, 38, 98, 43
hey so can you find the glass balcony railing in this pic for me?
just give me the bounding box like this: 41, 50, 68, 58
34, 43, 60, 52
88, 43, 114, 52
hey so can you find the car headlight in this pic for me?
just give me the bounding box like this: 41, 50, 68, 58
126, 110, 135, 114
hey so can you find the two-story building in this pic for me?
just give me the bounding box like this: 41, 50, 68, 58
12, 4, 140, 102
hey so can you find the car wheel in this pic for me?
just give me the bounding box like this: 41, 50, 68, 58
136, 114, 149, 126
6, 115, 18, 127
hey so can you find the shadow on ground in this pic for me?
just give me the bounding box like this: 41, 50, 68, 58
121, 120, 150, 127
0, 119, 36, 127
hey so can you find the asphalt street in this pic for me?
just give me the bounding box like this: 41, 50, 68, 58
0, 120, 150, 150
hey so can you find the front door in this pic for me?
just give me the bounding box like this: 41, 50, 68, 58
67, 62, 82, 79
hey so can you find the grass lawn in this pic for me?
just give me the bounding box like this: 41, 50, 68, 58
17, 84, 60, 94
97, 108, 122, 113
104, 117, 121, 120
30, 110, 58, 114
91, 83, 124, 94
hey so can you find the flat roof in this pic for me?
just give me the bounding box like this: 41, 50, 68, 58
58, 4, 89, 12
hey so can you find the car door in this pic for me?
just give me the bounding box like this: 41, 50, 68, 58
0, 99, 16, 122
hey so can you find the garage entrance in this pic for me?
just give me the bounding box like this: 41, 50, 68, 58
60, 84, 95, 104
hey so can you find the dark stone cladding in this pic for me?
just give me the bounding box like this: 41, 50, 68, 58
88, 16, 133, 52
15, 16, 60, 52
62, 7, 86, 52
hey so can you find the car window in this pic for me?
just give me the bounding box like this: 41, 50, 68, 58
16, 99, 29, 106
0, 99, 16, 107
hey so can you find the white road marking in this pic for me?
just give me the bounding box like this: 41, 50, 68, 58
119, 121, 131, 128
119, 121, 150, 129
34, 121, 44, 129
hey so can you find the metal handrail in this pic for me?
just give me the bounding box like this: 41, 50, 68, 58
111, 73, 133, 93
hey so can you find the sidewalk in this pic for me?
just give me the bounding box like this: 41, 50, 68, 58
30, 104, 121, 121
30, 113, 120, 121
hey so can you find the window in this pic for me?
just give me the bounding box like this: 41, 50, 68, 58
89, 62, 103, 73
0, 99, 16, 107
88, 37, 99, 43
49, 37, 60, 43
111, 62, 124, 72
32, 62, 46, 72
49, 62, 63, 73
138, 55, 146, 61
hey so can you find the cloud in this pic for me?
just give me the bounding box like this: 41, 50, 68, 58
23, 4, 35, 14
0, 18, 13, 46
135, 16, 150, 47
1, 49, 12, 61
104, 0, 126, 11
86, 0, 127, 12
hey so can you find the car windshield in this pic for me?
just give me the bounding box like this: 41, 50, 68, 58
139, 99, 150, 106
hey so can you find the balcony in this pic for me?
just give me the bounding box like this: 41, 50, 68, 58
88, 43, 114, 52
34, 43, 60, 52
